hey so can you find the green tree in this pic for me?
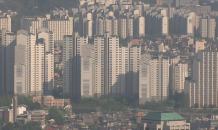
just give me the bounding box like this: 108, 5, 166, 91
23, 121, 42, 130
2, 122, 14, 130
168, 100, 175, 107
131, 109, 138, 114
89, 124, 96, 130
171, 92, 189, 108
30, 102, 41, 110
46, 108, 65, 125
122, 98, 127, 105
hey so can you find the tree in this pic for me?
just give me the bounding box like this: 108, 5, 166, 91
0, 118, 4, 129
89, 124, 96, 130
131, 109, 138, 114
171, 92, 189, 108
122, 98, 127, 105
168, 100, 175, 107
46, 108, 65, 126
2, 121, 42, 130
30, 102, 41, 110
24, 121, 42, 130
2, 122, 14, 130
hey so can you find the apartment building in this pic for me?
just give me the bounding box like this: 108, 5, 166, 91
44, 15, 73, 42
21, 16, 47, 35
93, 36, 105, 96
185, 50, 218, 108
170, 63, 188, 94
63, 33, 88, 99
0, 30, 16, 94
14, 29, 54, 96
0, 14, 11, 34
80, 44, 95, 97
37, 28, 54, 95
138, 16, 145, 37
200, 17, 216, 39
139, 53, 169, 104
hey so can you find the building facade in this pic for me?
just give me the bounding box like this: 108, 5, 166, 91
139, 54, 169, 104
0, 30, 16, 94
185, 50, 218, 108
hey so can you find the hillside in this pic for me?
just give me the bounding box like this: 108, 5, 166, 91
0, 0, 77, 16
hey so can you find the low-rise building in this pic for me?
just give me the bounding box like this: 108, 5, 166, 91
138, 112, 190, 130
33, 95, 70, 108
31, 110, 46, 128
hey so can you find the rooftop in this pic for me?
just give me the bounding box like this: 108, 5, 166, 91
141, 112, 185, 121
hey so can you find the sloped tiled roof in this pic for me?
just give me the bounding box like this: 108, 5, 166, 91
141, 112, 185, 121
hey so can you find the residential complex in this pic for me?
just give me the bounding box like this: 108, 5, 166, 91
185, 50, 218, 108
1, 0, 218, 108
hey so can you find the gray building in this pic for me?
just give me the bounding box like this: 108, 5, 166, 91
175, 0, 199, 8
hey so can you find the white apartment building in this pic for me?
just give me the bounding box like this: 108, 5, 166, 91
15, 30, 37, 95
187, 15, 194, 36
44, 53, 54, 95
184, 79, 196, 107
170, 63, 188, 94
138, 16, 145, 37
207, 18, 216, 39
139, 53, 169, 104
118, 16, 134, 39
93, 36, 105, 96
104, 17, 118, 36
119, 18, 127, 39
0, 30, 16, 94
200, 18, 207, 38
186, 12, 196, 36
96, 18, 104, 35
108, 36, 128, 97
63, 33, 88, 99
85, 20, 93, 38
63, 36, 73, 95
14, 45, 27, 94
63, 33, 142, 99
185, 50, 218, 108
127, 17, 134, 38
21, 16, 47, 35
161, 16, 169, 35
14, 30, 54, 96
81, 44, 94, 97
37, 28, 54, 95
0, 15, 11, 34
104, 18, 112, 36
45, 16, 73, 42
200, 17, 215, 39
37, 28, 54, 53
34, 40, 45, 96
92, 34, 141, 98
129, 46, 141, 98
